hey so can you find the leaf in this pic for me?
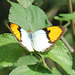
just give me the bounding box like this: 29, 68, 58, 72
59, 12, 75, 20
9, 65, 52, 75
15, 55, 39, 67
8, 1, 49, 32
54, 16, 69, 22
49, 0, 67, 7
54, 12, 75, 22
40, 40, 73, 75
17, 0, 34, 8
0, 33, 25, 67
52, 67, 61, 75
33, 0, 43, 7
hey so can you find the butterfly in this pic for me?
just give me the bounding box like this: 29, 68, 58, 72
7, 22, 67, 52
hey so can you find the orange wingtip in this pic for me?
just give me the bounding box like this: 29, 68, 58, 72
7, 22, 21, 41
46, 26, 67, 43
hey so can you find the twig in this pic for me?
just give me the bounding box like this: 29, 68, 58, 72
61, 36, 74, 53
64, 21, 70, 27
67, 0, 75, 55
47, 7, 60, 22
47, 19, 52, 26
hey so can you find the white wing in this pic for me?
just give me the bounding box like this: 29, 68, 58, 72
20, 28, 34, 52
32, 30, 52, 52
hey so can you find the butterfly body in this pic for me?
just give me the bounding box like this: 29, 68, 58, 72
7, 22, 67, 52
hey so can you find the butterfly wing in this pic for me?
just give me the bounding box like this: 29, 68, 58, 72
7, 22, 34, 52
32, 26, 67, 52
32, 30, 53, 52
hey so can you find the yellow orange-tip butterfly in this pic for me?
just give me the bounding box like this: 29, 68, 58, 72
7, 22, 67, 52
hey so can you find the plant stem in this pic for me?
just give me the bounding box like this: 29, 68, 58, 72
64, 21, 70, 27
47, 7, 60, 22
61, 36, 74, 53
67, 0, 75, 56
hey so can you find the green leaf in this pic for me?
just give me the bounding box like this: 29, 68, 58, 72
40, 40, 73, 75
17, 0, 34, 8
9, 65, 52, 75
54, 12, 75, 22
8, 1, 49, 32
72, 57, 75, 75
0, 33, 25, 67
15, 55, 39, 67
59, 13, 75, 20
54, 16, 69, 22
49, 0, 67, 7
52, 67, 61, 75
34, 0, 43, 7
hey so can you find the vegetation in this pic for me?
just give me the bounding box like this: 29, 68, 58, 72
0, 0, 75, 75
